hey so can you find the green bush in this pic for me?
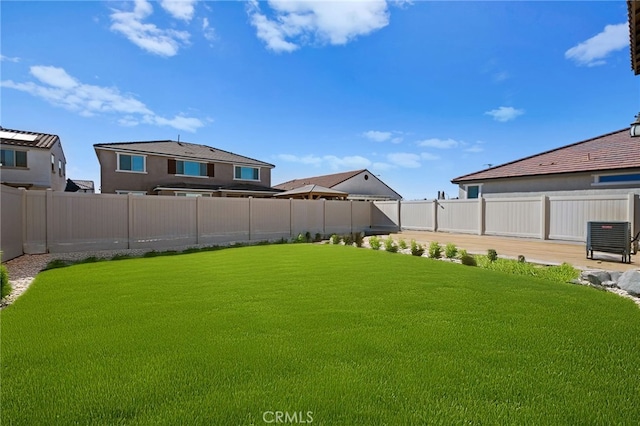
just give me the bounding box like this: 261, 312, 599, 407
445, 243, 458, 259
305, 232, 312, 243
518, 255, 526, 263
369, 236, 381, 250
293, 233, 306, 243
460, 254, 477, 266
354, 232, 364, 248
1, 263, 11, 300
474, 257, 578, 283
314, 233, 323, 243
410, 240, 425, 257
487, 249, 498, 262
330, 234, 341, 245
398, 239, 408, 250
343, 234, 354, 246
384, 237, 398, 253
428, 241, 442, 259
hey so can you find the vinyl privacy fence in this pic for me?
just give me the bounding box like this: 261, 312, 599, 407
0, 185, 373, 260
375, 193, 639, 242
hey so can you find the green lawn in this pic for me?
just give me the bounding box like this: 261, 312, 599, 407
2, 244, 640, 425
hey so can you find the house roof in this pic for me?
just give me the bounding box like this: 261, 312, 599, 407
629, 0, 640, 75
94, 140, 274, 168
451, 128, 640, 184
70, 180, 95, 191
152, 182, 281, 194
0, 127, 60, 149
273, 184, 348, 198
274, 169, 365, 191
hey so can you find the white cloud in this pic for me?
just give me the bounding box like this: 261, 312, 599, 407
387, 152, 421, 168
202, 17, 216, 42
484, 106, 524, 122
276, 153, 371, 170
160, 0, 198, 22
247, 0, 390, 53
0, 55, 20, 63
420, 152, 440, 161
417, 138, 460, 149
1, 65, 204, 132
363, 130, 403, 143
565, 23, 627, 67
110, 0, 190, 57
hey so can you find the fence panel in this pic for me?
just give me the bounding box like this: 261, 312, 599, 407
351, 201, 371, 233
484, 197, 542, 238
198, 197, 250, 244
251, 198, 291, 241
130, 195, 198, 248
48, 192, 129, 252
400, 201, 434, 230
291, 199, 324, 237
437, 200, 479, 234
372, 201, 399, 230
1, 185, 24, 260
549, 195, 630, 241
325, 200, 352, 235
24, 191, 47, 254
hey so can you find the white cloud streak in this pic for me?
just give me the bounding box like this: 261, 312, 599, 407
247, 0, 390, 53
110, 0, 190, 57
363, 130, 403, 143
1, 55, 20, 63
202, 17, 217, 42
1, 65, 204, 132
565, 23, 627, 67
277, 153, 372, 170
417, 138, 460, 149
160, 0, 198, 22
484, 106, 524, 122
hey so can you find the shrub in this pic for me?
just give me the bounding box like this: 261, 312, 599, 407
518, 255, 526, 263
294, 233, 306, 244
330, 234, 341, 245
369, 236, 381, 250
343, 234, 354, 246
428, 241, 442, 259
305, 231, 312, 243
354, 232, 364, 248
460, 254, 477, 266
384, 237, 398, 253
445, 243, 458, 260
398, 239, 408, 250
42, 259, 72, 271
1, 263, 11, 300
410, 240, 425, 257
487, 249, 498, 262
314, 233, 323, 243
457, 249, 468, 258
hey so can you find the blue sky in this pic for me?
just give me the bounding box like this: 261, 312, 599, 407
1, 0, 637, 199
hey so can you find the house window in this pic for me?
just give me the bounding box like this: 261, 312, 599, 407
117, 153, 146, 173
466, 185, 481, 199
234, 166, 259, 181
177, 160, 208, 177
175, 192, 211, 197
58, 160, 63, 177
0, 149, 27, 168
115, 190, 146, 195
51, 154, 55, 172
595, 173, 640, 185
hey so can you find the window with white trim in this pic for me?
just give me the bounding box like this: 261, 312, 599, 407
177, 160, 207, 177
466, 184, 481, 199
234, 166, 259, 181
51, 153, 55, 173
0, 149, 27, 167
117, 153, 146, 173
594, 172, 640, 185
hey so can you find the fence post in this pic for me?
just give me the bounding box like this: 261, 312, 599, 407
540, 195, 549, 240
323, 199, 327, 236
628, 193, 636, 238
20, 188, 27, 255
45, 189, 53, 253
396, 200, 401, 231
433, 200, 438, 233
350, 200, 354, 233
477, 197, 485, 236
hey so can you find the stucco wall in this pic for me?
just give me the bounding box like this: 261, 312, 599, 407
1, 142, 66, 191
458, 170, 640, 199
333, 171, 402, 200
97, 149, 272, 194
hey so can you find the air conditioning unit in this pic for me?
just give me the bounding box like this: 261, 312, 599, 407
586, 221, 632, 264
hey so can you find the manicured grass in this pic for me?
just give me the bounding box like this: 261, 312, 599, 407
2, 244, 640, 424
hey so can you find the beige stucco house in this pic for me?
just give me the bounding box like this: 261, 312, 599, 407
94, 140, 278, 197
0, 127, 67, 191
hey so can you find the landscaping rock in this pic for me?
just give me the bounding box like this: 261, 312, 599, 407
602, 281, 618, 288
617, 270, 640, 297
609, 271, 622, 282
581, 270, 611, 286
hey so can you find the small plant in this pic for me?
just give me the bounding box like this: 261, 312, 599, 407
294, 233, 306, 243
369, 235, 381, 250
398, 239, 408, 250
410, 240, 425, 257
445, 243, 458, 260
487, 249, 498, 262
354, 232, 364, 248
384, 237, 398, 253
314, 233, 323, 243
518, 255, 526, 263
305, 231, 312, 243
428, 241, 442, 259
1, 262, 11, 300
42, 259, 72, 271
460, 253, 477, 266
343, 234, 354, 246
330, 234, 341, 245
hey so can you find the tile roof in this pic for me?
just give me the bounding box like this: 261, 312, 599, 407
274, 169, 365, 190
274, 184, 348, 198
94, 140, 274, 168
0, 127, 60, 149
451, 128, 640, 183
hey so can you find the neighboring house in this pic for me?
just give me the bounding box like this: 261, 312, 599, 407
629, 0, 640, 75
451, 128, 640, 198
0, 127, 67, 191
94, 140, 278, 197
65, 179, 95, 193
274, 169, 402, 201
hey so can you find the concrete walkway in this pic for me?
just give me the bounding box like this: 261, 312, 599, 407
391, 230, 639, 272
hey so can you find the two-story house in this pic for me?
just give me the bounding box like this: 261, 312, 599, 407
0, 127, 67, 191
94, 140, 278, 197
